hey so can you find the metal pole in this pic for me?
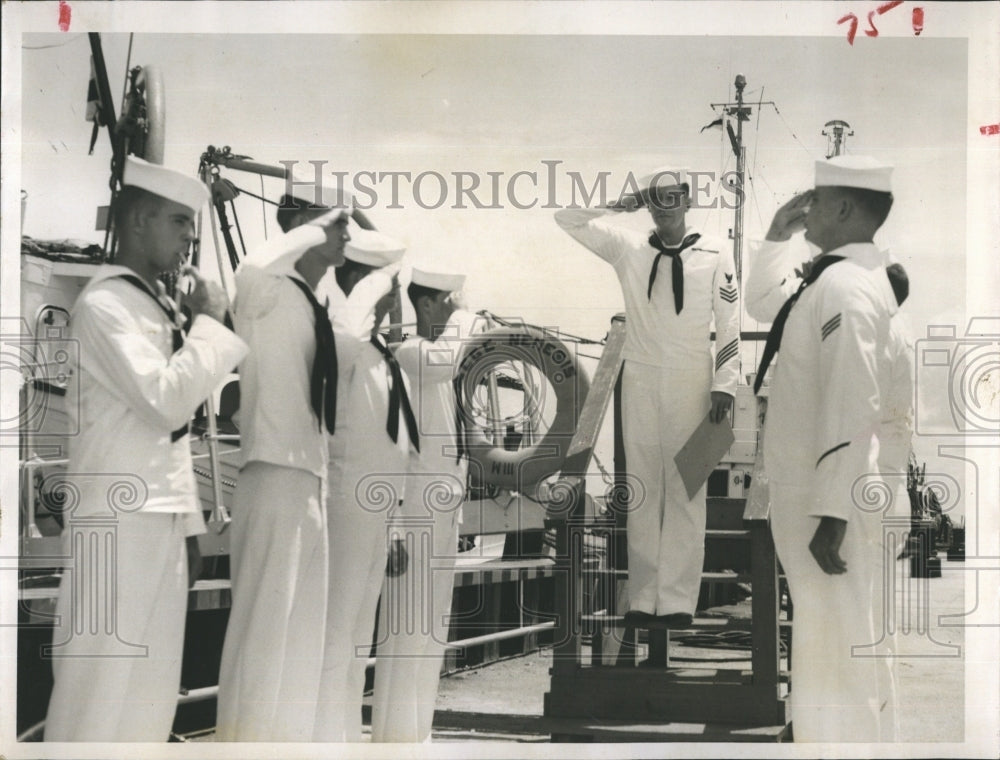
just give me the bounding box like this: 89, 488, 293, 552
185, 182, 230, 535
87, 33, 119, 160
212, 156, 289, 180
733, 74, 747, 288
173, 621, 557, 706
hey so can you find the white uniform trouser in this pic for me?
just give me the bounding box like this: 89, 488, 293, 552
622, 361, 711, 616
770, 482, 898, 742
46, 512, 188, 741
216, 463, 328, 742
372, 512, 460, 742
314, 489, 391, 742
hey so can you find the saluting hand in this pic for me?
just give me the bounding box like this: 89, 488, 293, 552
309, 207, 353, 246
184, 266, 230, 323
809, 516, 848, 575
766, 191, 813, 242
606, 192, 643, 213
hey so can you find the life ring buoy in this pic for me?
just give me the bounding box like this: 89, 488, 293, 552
457, 327, 590, 492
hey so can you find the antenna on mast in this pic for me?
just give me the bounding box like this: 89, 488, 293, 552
710, 74, 773, 287
822, 119, 853, 158
732, 74, 747, 288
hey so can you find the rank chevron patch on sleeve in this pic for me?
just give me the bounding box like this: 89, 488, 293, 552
719, 284, 738, 303
821, 313, 842, 341
715, 338, 739, 370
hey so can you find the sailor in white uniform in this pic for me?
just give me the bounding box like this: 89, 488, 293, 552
45, 157, 247, 741
555, 167, 740, 627
314, 228, 414, 742
216, 179, 390, 742
372, 268, 485, 742
745, 155, 899, 742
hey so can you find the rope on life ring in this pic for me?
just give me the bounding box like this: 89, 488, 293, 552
456, 326, 590, 492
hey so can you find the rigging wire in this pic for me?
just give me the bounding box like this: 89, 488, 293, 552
751, 86, 764, 194
230, 199, 247, 260
753, 170, 783, 207
120, 33, 134, 111
703, 147, 734, 236
771, 103, 817, 158
259, 174, 269, 240
228, 183, 280, 207
204, 173, 232, 301
478, 310, 606, 347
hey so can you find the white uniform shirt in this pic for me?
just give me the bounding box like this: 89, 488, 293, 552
327, 276, 414, 518
235, 225, 329, 478
554, 208, 740, 393
67, 266, 248, 525
394, 309, 486, 524
879, 319, 914, 476
746, 240, 897, 521
235, 226, 389, 478
879, 319, 914, 520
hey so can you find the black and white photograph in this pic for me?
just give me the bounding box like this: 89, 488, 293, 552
2, 1, 998, 757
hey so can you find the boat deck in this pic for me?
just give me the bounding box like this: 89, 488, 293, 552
175, 555, 966, 744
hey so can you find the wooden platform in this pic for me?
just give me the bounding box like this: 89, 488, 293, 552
356, 704, 791, 743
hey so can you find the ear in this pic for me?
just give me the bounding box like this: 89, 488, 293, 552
416, 294, 433, 316
130, 196, 161, 233
836, 194, 854, 222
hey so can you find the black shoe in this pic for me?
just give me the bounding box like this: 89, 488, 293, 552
651, 613, 693, 629
622, 610, 655, 627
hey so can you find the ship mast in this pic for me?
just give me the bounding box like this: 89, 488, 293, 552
733, 74, 747, 287
823, 119, 853, 158
710, 74, 773, 287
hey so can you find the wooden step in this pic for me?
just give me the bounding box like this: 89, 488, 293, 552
545, 669, 788, 724
585, 568, 783, 583
705, 529, 751, 539
581, 611, 792, 631
581, 612, 741, 631
548, 717, 791, 743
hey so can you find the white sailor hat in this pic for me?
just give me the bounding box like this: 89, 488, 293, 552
344, 224, 406, 267
282, 163, 354, 210
123, 156, 209, 212
410, 267, 466, 293
638, 165, 690, 193
814, 155, 893, 193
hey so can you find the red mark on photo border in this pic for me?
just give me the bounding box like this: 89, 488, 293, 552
877, 0, 905, 15
838, 13, 859, 46
980, 124, 1000, 137
839, 0, 912, 46
58, 1, 72, 32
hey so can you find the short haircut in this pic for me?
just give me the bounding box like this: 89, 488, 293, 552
838, 187, 894, 228
334, 259, 375, 294
644, 182, 690, 211
276, 194, 330, 233
407, 282, 446, 310
886, 263, 909, 306
113, 185, 161, 231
